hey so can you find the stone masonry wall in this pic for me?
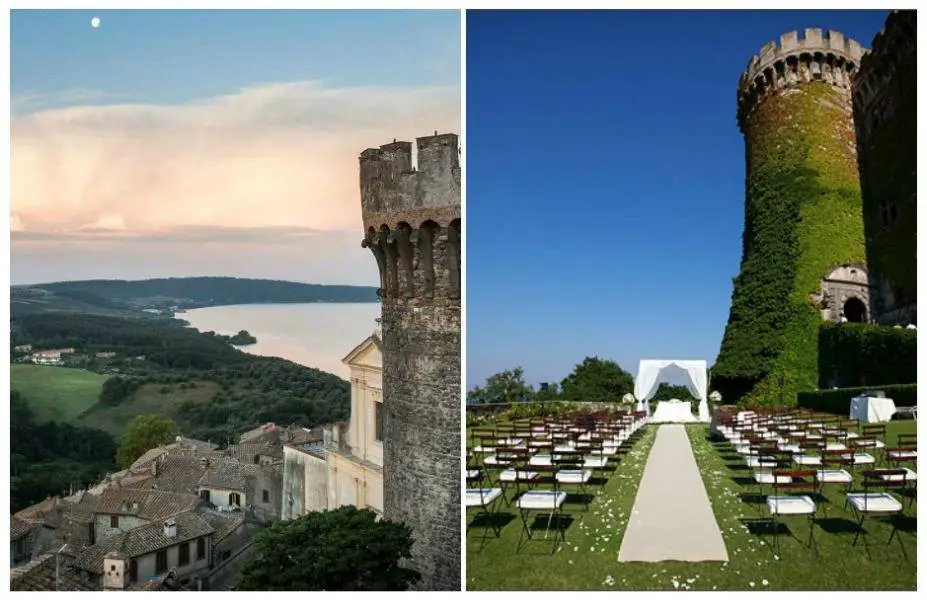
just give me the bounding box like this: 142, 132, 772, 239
358, 133, 461, 591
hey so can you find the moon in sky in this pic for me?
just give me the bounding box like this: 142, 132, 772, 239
91, 17, 100, 28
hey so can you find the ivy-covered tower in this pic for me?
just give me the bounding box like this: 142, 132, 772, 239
358, 133, 461, 590
713, 29, 868, 405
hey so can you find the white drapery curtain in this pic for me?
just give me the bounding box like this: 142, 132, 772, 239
633, 359, 710, 422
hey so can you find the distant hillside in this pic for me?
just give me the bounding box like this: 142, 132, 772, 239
13, 276, 379, 313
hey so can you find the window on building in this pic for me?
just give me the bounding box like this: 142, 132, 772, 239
110, 516, 119, 529
262, 489, 270, 503
129, 560, 138, 583
179, 542, 190, 566
196, 538, 206, 560
156, 549, 168, 573
230, 492, 241, 506
375, 401, 384, 442
200, 489, 211, 502
88, 523, 96, 546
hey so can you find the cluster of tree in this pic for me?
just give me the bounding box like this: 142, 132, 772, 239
467, 357, 635, 404
237, 506, 419, 591
204, 329, 258, 346
116, 414, 178, 469
11, 391, 117, 512
468, 357, 699, 406
29, 276, 378, 308
175, 357, 350, 442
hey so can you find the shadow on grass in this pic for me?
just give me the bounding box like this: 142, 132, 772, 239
516, 513, 576, 555
468, 512, 516, 532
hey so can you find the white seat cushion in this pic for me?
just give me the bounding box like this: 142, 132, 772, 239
843, 453, 875, 465
583, 456, 609, 469
466, 488, 502, 507
517, 490, 567, 510
499, 468, 538, 483
793, 455, 822, 466
483, 455, 510, 466
825, 442, 847, 451
556, 469, 592, 484
466, 469, 481, 479
888, 450, 917, 460
816, 469, 852, 484
878, 468, 918, 483
846, 492, 903, 513
746, 456, 779, 469
767, 495, 815, 515
528, 454, 552, 467
755, 472, 792, 485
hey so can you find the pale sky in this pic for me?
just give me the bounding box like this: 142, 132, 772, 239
10, 10, 461, 285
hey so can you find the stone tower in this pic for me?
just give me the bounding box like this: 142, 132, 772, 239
358, 133, 461, 590
852, 10, 917, 326
713, 29, 869, 405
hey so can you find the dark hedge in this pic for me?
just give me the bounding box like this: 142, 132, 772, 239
817, 322, 917, 388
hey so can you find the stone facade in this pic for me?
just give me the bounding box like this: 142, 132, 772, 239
327, 334, 384, 514
358, 133, 461, 591
852, 10, 917, 325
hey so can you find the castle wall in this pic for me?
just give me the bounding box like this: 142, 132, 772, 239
852, 10, 917, 325
714, 29, 867, 405
358, 133, 461, 591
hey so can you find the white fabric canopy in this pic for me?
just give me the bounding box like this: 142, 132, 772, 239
634, 359, 710, 423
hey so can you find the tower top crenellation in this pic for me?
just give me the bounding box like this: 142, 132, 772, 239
359, 132, 460, 232
736, 29, 868, 132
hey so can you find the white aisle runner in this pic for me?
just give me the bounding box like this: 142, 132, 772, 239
617, 424, 729, 562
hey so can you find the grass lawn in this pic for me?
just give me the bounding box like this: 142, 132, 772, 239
75, 380, 221, 438
11, 364, 110, 423
466, 420, 917, 590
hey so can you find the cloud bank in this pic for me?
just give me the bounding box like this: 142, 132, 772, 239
11, 81, 460, 284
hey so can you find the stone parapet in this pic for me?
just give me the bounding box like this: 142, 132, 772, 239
737, 29, 867, 132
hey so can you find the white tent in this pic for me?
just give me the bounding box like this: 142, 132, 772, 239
633, 359, 710, 423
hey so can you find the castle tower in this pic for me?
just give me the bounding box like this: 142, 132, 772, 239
713, 29, 869, 404
358, 133, 460, 590
852, 10, 917, 325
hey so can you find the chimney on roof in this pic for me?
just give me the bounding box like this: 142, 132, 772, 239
103, 551, 129, 590
164, 519, 177, 538
152, 461, 159, 477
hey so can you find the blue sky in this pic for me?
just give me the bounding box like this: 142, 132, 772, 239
466, 9, 887, 387
11, 10, 459, 286
11, 9, 460, 105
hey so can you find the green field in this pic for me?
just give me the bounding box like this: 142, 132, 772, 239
467, 421, 917, 591
11, 364, 110, 423
75, 380, 222, 437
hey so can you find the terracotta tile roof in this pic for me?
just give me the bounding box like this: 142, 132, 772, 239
198, 459, 258, 491
72, 512, 215, 574
227, 441, 282, 464
10, 553, 98, 591
199, 510, 246, 545
95, 488, 201, 522
12, 516, 37, 541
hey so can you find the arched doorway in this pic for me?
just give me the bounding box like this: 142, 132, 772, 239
843, 297, 867, 323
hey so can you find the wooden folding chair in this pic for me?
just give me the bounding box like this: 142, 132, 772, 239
766, 469, 820, 557
886, 435, 917, 468
846, 469, 908, 560
466, 482, 505, 550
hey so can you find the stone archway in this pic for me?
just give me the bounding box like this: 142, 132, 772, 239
843, 296, 867, 322
816, 264, 872, 323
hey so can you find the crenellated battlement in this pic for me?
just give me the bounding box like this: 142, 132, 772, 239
359, 133, 461, 231
852, 10, 915, 130
737, 29, 867, 132
358, 133, 461, 304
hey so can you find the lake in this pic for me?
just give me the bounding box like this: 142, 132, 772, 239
182, 303, 381, 379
